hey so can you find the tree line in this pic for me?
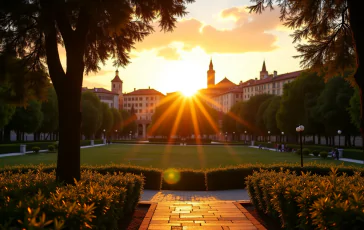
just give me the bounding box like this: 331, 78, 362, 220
223, 71, 360, 146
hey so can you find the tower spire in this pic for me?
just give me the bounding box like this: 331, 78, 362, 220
116, 69, 119, 76
209, 57, 213, 69
262, 60, 266, 72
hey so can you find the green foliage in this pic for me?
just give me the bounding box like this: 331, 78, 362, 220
47, 145, 55, 152
31, 146, 40, 153
7, 100, 44, 134
262, 96, 281, 134
161, 169, 206, 191
295, 149, 301, 155
0, 170, 143, 229
245, 169, 364, 229
320, 151, 328, 159
312, 150, 320, 157
39, 87, 58, 133
99, 102, 113, 134
81, 91, 102, 139
110, 108, 122, 132
120, 110, 137, 135
349, 88, 360, 129
0, 104, 15, 128
302, 148, 310, 156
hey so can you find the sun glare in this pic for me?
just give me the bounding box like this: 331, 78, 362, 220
181, 88, 197, 97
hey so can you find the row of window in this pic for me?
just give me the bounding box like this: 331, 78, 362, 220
125, 103, 154, 108
124, 96, 157, 101
244, 89, 281, 99
98, 95, 114, 101
126, 108, 154, 113
244, 80, 292, 93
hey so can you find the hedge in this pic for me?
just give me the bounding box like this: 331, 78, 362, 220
246, 169, 364, 229
0, 164, 162, 190
1, 163, 363, 191
161, 169, 206, 190
0, 169, 143, 229
205, 163, 364, 190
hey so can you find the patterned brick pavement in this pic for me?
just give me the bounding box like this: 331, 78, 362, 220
139, 201, 266, 230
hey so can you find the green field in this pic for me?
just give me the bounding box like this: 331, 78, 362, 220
0, 144, 362, 169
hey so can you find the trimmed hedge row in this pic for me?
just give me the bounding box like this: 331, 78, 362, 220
246, 169, 364, 229
0, 169, 143, 229
2, 163, 364, 191
0, 164, 162, 190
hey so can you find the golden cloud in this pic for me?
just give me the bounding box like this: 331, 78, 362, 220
157, 47, 181, 60
135, 6, 283, 57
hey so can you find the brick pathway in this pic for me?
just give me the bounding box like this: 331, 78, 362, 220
140, 201, 266, 230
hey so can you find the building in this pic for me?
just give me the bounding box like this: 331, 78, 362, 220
241, 61, 302, 101
82, 87, 120, 109
123, 87, 165, 138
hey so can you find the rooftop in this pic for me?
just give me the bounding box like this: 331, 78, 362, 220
124, 88, 165, 96
82, 87, 119, 95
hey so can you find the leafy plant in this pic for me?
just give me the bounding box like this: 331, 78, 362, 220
302, 148, 310, 156
31, 146, 40, 154
47, 145, 55, 152
312, 150, 320, 157
320, 151, 328, 159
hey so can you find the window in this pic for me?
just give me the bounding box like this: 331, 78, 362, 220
146, 103, 148, 107
135, 103, 138, 107
150, 109, 153, 113
151, 103, 154, 106
113, 84, 115, 88
139, 103, 142, 107
139, 109, 142, 113
139, 97, 142, 101
146, 97, 149, 100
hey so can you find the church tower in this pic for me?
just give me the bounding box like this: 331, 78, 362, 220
260, 60, 268, 79
207, 58, 215, 88
111, 69, 123, 110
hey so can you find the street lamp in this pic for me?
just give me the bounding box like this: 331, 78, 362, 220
115, 130, 118, 140
233, 131, 235, 141
338, 130, 342, 147
281, 131, 284, 143
129, 131, 132, 140
296, 125, 305, 167
268, 131, 270, 142
103, 129, 106, 140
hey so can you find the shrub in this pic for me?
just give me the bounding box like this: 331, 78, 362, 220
0, 170, 143, 229
31, 146, 40, 153
47, 145, 55, 152
320, 151, 328, 159
312, 150, 320, 157
295, 149, 301, 155
161, 169, 206, 190
302, 148, 310, 156
245, 169, 364, 229
54, 141, 58, 149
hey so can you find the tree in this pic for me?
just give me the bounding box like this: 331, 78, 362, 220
0, 0, 194, 183
349, 88, 360, 129
315, 77, 357, 145
7, 100, 44, 140
248, 0, 364, 149
81, 91, 102, 139
239, 94, 273, 139
110, 108, 123, 139
120, 109, 137, 136
98, 103, 113, 137
262, 96, 281, 135
276, 72, 324, 136
38, 87, 59, 139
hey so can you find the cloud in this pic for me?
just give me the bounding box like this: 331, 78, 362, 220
156, 47, 181, 60
135, 6, 283, 57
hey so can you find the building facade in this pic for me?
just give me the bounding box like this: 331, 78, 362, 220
123, 88, 165, 138
82, 87, 120, 109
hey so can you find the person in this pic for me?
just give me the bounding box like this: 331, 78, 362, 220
281, 143, 285, 152
335, 148, 340, 160
331, 148, 336, 159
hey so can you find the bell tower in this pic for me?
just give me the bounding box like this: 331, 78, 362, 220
111, 69, 123, 109
207, 58, 215, 88
260, 60, 268, 79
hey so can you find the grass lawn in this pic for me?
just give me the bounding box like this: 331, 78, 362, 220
0, 144, 362, 169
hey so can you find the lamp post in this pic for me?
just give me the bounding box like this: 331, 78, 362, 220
281, 131, 284, 143
296, 125, 305, 167
337, 130, 342, 147
244, 131, 247, 142
233, 132, 235, 141
103, 129, 106, 140
225, 132, 228, 142
129, 131, 132, 140
268, 131, 270, 142
115, 130, 118, 140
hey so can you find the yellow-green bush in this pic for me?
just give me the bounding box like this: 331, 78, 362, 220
246, 169, 364, 229
0, 169, 143, 229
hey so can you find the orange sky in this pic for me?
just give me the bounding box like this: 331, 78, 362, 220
79, 0, 301, 94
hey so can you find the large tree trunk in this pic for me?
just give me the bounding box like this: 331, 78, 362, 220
348, 0, 364, 160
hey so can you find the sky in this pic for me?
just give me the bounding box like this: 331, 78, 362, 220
81, 0, 301, 95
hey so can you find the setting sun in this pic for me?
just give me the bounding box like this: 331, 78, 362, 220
181, 88, 197, 97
